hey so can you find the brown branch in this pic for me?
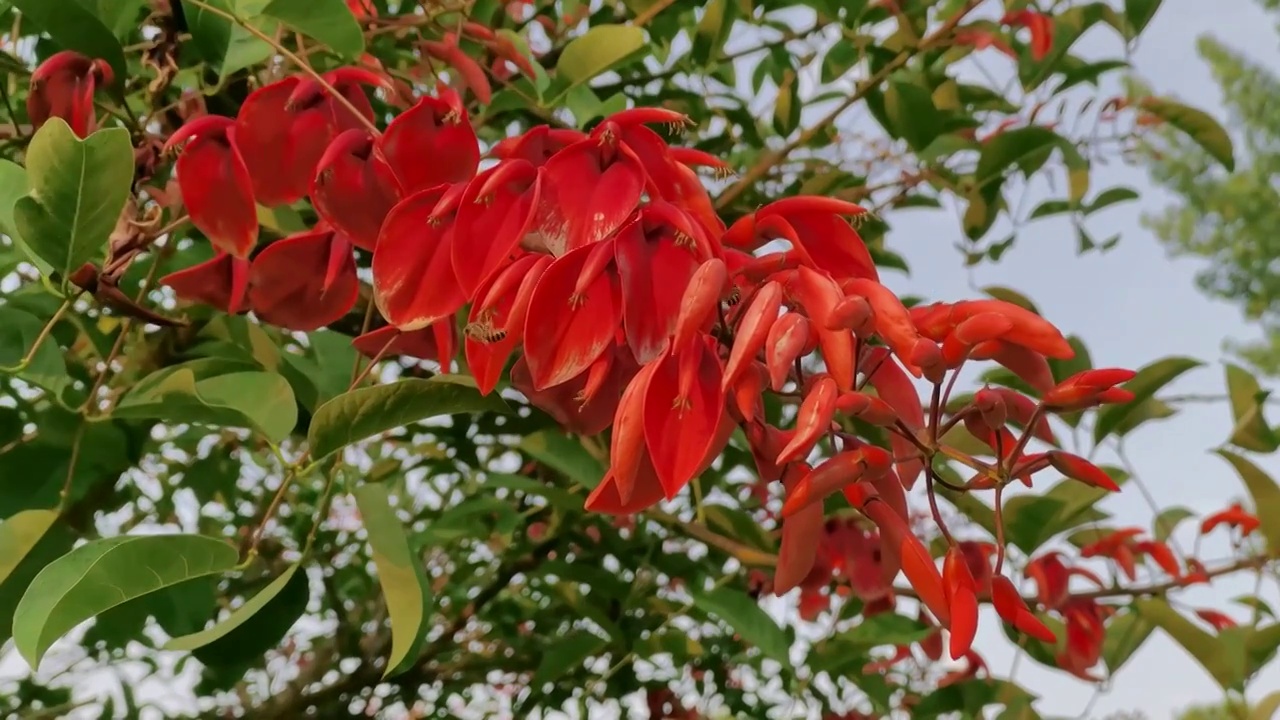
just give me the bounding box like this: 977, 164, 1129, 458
714, 0, 981, 211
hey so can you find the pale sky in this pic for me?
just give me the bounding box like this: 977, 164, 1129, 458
881, 0, 1280, 715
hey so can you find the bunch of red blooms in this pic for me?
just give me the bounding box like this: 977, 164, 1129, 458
31, 49, 1143, 671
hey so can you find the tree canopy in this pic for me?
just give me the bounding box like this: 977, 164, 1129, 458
0, 1, 1275, 719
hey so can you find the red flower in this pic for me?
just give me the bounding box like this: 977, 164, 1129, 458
27, 51, 113, 138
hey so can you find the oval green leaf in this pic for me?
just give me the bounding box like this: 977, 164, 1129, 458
1140, 96, 1235, 172
691, 586, 790, 664
530, 629, 607, 688
308, 375, 510, 460
114, 367, 298, 443
1214, 449, 1280, 555
12, 0, 128, 83
0, 306, 71, 395
1135, 598, 1238, 690
1225, 363, 1278, 452
165, 563, 310, 668
353, 483, 431, 678
0, 160, 54, 277
13, 533, 239, 669
0, 510, 60, 587
261, 0, 363, 57
12, 120, 134, 286
180, 0, 276, 79
556, 24, 646, 89
1093, 356, 1203, 442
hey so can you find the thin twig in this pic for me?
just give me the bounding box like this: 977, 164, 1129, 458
714, 0, 981, 210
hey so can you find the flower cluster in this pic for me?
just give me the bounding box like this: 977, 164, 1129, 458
29, 50, 1147, 670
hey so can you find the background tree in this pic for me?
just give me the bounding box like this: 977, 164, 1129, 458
1140, 0, 1280, 376
0, 1, 1272, 719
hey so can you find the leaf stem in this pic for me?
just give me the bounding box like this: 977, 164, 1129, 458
2, 298, 73, 374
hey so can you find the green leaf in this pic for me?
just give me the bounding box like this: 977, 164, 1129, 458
0, 306, 71, 395
482, 473, 583, 512
0, 519, 75, 646
1152, 506, 1195, 541
1136, 598, 1242, 690
1214, 450, 1280, 555
1087, 186, 1140, 214
181, 0, 276, 78
555, 24, 646, 89
982, 286, 1040, 314
519, 429, 605, 489
691, 586, 790, 663
12, 120, 134, 285
77, 0, 144, 38
1102, 608, 1154, 673
114, 368, 298, 443
164, 563, 308, 666
11, 0, 127, 82
690, 0, 734, 67
1140, 97, 1235, 172
974, 126, 1058, 190
0, 510, 59, 587
703, 504, 774, 552
308, 375, 509, 460
261, 0, 363, 57
1093, 356, 1202, 442
1225, 363, 1278, 452
843, 613, 933, 648
530, 630, 606, 687
1123, 0, 1163, 36
14, 534, 239, 668
0, 160, 54, 277
1252, 690, 1280, 720
353, 483, 432, 678
884, 79, 942, 151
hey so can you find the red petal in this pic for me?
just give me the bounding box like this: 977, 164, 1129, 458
311, 129, 403, 251
378, 95, 480, 193
248, 230, 358, 331
535, 139, 645, 256
775, 463, 822, 596
170, 118, 259, 258
521, 242, 621, 390
584, 453, 665, 515
614, 219, 702, 364
451, 160, 542, 297
642, 340, 725, 498
465, 254, 551, 395
161, 253, 250, 315
235, 78, 329, 206
372, 185, 467, 330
